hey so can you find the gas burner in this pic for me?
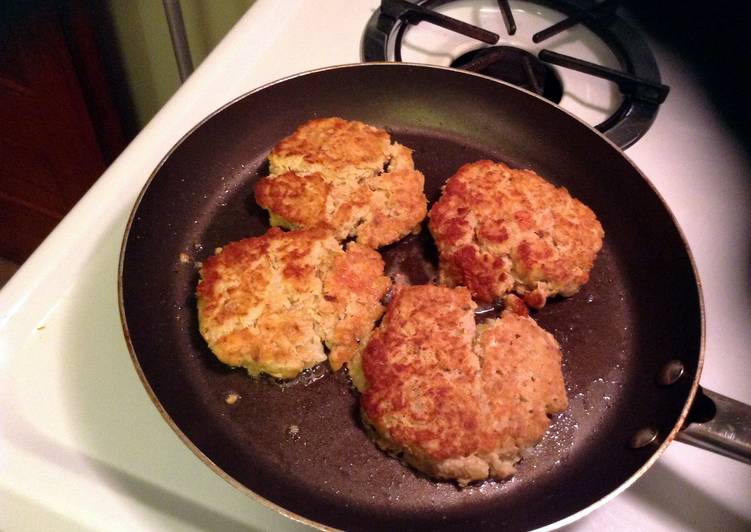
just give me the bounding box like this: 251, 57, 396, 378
362, 0, 670, 148
451, 45, 564, 103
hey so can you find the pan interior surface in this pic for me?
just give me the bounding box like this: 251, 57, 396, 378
120, 64, 701, 531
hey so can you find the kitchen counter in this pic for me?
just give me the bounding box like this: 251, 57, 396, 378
1, 1, 749, 530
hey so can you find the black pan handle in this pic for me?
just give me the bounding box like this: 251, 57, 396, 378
676, 387, 751, 464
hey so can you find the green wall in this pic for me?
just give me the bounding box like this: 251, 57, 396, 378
107, 0, 254, 128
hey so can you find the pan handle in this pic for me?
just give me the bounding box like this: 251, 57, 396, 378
676, 387, 751, 464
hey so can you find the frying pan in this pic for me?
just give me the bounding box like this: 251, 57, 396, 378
118, 63, 751, 531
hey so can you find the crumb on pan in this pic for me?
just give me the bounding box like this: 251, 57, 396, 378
254, 117, 428, 249
355, 285, 568, 486
428, 160, 604, 308
196, 227, 391, 380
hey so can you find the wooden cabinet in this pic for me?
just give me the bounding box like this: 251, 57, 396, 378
0, 1, 131, 262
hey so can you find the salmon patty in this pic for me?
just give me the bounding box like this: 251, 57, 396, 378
428, 160, 604, 308
354, 285, 568, 485
197, 227, 391, 379
255, 117, 428, 249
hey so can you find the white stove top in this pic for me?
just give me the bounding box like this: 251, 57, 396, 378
398, 0, 624, 126
1, 1, 749, 530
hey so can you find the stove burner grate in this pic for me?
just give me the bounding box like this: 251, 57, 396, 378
363, 0, 670, 149
451, 45, 564, 103
497, 0, 518, 35
532, 0, 619, 43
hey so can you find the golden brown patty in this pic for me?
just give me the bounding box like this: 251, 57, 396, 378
428, 160, 604, 308
196, 227, 391, 379
255, 117, 428, 249
356, 285, 567, 485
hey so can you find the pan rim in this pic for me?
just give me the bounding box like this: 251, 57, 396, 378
117, 62, 705, 531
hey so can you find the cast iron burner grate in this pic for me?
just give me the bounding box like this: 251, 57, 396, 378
362, 0, 670, 149
451, 45, 564, 103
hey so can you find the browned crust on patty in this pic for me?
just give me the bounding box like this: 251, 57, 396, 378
428, 160, 604, 308
319, 242, 393, 370
358, 285, 567, 485
196, 227, 391, 379
269, 116, 391, 174
255, 117, 427, 248
253, 171, 330, 230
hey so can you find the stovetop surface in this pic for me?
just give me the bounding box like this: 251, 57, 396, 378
1, 1, 749, 530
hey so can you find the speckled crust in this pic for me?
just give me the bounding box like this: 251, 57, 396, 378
268, 116, 391, 177
428, 160, 604, 308
196, 227, 391, 379
319, 242, 393, 370
357, 285, 567, 485
255, 117, 427, 248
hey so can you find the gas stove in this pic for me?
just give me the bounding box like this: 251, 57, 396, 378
363, 0, 668, 148
0, 0, 749, 530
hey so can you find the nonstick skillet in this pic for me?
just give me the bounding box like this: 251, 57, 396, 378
118, 63, 751, 531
